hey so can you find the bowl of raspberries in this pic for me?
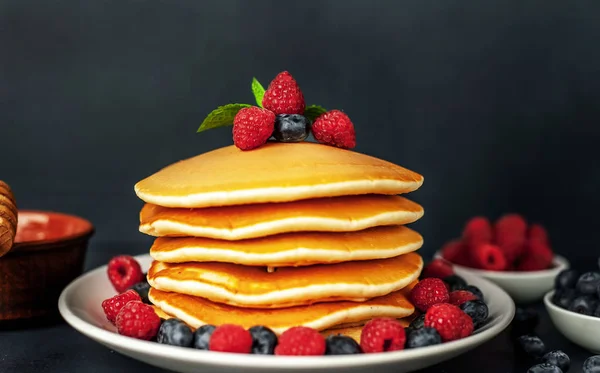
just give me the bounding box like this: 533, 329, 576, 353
435, 214, 568, 304
544, 263, 600, 354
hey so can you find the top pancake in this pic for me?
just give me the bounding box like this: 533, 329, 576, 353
134, 142, 424, 208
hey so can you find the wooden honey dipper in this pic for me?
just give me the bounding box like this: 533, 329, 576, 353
0, 180, 18, 257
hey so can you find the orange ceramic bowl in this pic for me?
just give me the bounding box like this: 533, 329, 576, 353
0, 210, 94, 321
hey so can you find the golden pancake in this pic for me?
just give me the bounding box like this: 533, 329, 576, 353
151, 305, 412, 342
148, 285, 415, 335
147, 252, 423, 308
139, 195, 424, 240
152, 305, 171, 320
134, 142, 424, 208
150, 225, 423, 267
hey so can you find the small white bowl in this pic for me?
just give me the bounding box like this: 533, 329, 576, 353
544, 290, 600, 354
434, 251, 569, 304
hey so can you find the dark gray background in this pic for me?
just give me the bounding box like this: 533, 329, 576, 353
5, 0, 600, 264
2, 2, 600, 373
3, 0, 600, 261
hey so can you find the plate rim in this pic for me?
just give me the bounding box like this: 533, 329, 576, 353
58, 254, 515, 369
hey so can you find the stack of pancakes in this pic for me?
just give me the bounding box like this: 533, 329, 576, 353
134, 142, 425, 340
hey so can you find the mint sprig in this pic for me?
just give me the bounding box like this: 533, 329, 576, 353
197, 75, 331, 135
197, 103, 252, 133
251, 78, 265, 107
304, 104, 327, 122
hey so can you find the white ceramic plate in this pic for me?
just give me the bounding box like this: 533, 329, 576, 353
59, 254, 515, 373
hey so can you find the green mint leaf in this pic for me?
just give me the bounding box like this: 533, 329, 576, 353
304, 105, 327, 122
251, 77, 265, 107
197, 103, 252, 133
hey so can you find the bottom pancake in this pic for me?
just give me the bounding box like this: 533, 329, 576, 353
152, 305, 413, 342
148, 283, 416, 335
321, 317, 413, 342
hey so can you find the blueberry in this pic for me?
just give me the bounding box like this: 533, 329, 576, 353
552, 289, 577, 310
555, 269, 579, 290
192, 324, 216, 350
516, 335, 546, 358
541, 350, 570, 372
128, 281, 151, 304
409, 314, 426, 330
512, 307, 540, 335
527, 363, 563, 373
157, 318, 193, 347
325, 335, 362, 355
459, 300, 488, 328
464, 285, 484, 300
406, 327, 442, 349
443, 275, 467, 291
568, 296, 598, 316
272, 114, 310, 142
576, 272, 600, 295
248, 325, 278, 355
583, 355, 600, 373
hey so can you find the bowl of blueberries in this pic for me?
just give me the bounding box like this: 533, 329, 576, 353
544, 261, 600, 354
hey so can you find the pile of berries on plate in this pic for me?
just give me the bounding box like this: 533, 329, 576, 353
102, 256, 155, 339
101, 256, 490, 355
551, 266, 600, 317
510, 306, 600, 372
197, 71, 357, 151
414, 259, 490, 340
440, 214, 554, 272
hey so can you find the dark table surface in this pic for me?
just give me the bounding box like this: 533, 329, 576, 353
0, 241, 595, 373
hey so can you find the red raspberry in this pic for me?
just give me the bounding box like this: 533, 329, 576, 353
115, 301, 161, 340
441, 240, 471, 267
262, 71, 305, 115
498, 241, 525, 266
209, 324, 253, 353
424, 303, 474, 342
462, 217, 493, 249
101, 289, 141, 325
470, 243, 507, 271
528, 223, 549, 245
311, 110, 356, 149
517, 255, 546, 271
360, 317, 406, 353
274, 326, 326, 356
448, 290, 478, 306
495, 214, 527, 262
495, 214, 527, 237
422, 259, 454, 279
107, 255, 144, 293
232, 106, 275, 151
410, 278, 450, 312
517, 240, 553, 271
